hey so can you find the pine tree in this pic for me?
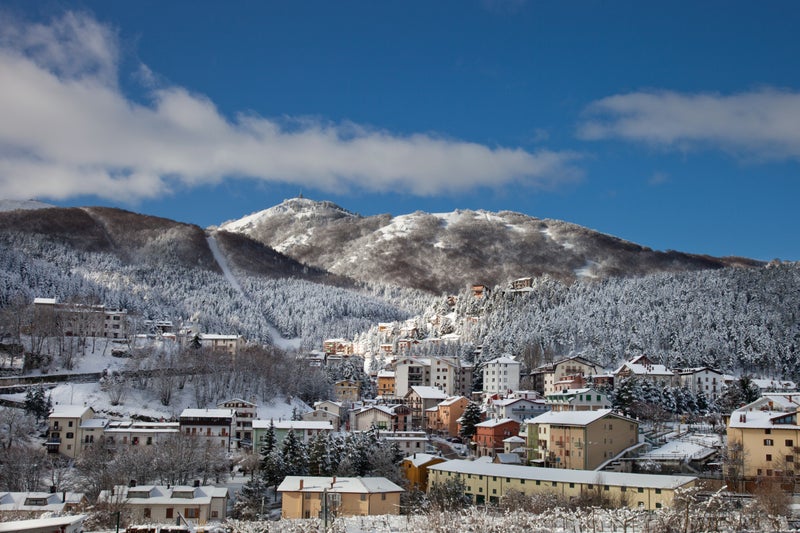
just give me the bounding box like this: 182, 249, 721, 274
459, 401, 482, 442
307, 432, 332, 476
281, 429, 307, 476
233, 474, 269, 519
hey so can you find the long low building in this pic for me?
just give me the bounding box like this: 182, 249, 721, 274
278, 476, 404, 519
428, 460, 696, 510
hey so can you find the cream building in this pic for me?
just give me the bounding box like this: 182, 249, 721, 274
278, 476, 403, 519
98, 485, 228, 524
428, 460, 696, 509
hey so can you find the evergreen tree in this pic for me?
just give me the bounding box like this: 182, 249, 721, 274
259, 421, 277, 461
281, 429, 307, 476
459, 401, 482, 442
260, 449, 285, 502
232, 474, 269, 519
23, 386, 51, 423
307, 432, 332, 476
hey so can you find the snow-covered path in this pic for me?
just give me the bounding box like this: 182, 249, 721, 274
207, 234, 244, 295
206, 234, 302, 351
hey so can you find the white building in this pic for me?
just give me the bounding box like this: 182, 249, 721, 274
678, 367, 725, 402
482, 356, 521, 396
178, 408, 236, 451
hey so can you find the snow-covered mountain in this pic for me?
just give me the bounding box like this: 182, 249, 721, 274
220, 197, 762, 293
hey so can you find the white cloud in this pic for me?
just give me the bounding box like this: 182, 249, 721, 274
0, 12, 578, 203
578, 89, 800, 160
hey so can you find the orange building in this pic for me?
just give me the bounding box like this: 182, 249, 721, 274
425, 396, 469, 437
377, 370, 396, 399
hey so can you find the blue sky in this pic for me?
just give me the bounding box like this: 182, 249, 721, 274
0, 1, 799, 261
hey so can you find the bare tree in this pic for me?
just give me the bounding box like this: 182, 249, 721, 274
0, 406, 35, 450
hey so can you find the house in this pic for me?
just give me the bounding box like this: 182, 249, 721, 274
752, 378, 798, 394
33, 297, 128, 339
425, 396, 469, 437
302, 409, 342, 431
471, 285, 488, 298
530, 356, 602, 396
45, 405, 100, 458
427, 460, 697, 509
217, 398, 257, 448
323, 338, 354, 356
402, 453, 446, 491
252, 420, 333, 446
379, 431, 431, 454
333, 380, 361, 402
726, 393, 800, 492
526, 409, 639, 470
98, 484, 228, 523
0, 515, 86, 533
482, 356, 521, 396
544, 388, 611, 412
278, 476, 403, 519
103, 421, 179, 448
488, 397, 549, 422
405, 386, 448, 430
614, 355, 676, 388
352, 405, 411, 432
0, 491, 87, 519
474, 418, 521, 458
376, 370, 396, 399
178, 408, 236, 451
678, 367, 725, 402
196, 334, 245, 357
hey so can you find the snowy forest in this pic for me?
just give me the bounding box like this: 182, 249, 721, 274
1, 229, 798, 383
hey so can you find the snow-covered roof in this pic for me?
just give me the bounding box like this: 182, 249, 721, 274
252, 420, 333, 430
403, 453, 445, 467
752, 378, 797, 391
199, 333, 242, 340
49, 405, 92, 418
33, 297, 57, 305
99, 485, 227, 505
526, 408, 619, 427
503, 435, 526, 443
409, 386, 448, 399
486, 356, 519, 365
277, 476, 404, 494
180, 408, 234, 419
429, 460, 696, 490
0, 515, 86, 533
495, 453, 523, 464
80, 418, 109, 429
439, 396, 467, 406
0, 491, 86, 511
615, 362, 674, 377
377, 370, 395, 378
475, 418, 519, 428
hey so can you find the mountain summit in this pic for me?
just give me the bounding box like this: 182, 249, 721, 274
219, 197, 761, 293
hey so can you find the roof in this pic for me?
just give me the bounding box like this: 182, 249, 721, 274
440, 396, 468, 406
0, 515, 86, 533
503, 436, 526, 443
377, 370, 395, 378
615, 362, 675, 377
33, 297, 57, 305
80, 418, 109, 429
526, 408, 622, 427
429, 460, 697, 490
486, 356, 519, 365
277, 476, 404, 494
0, 491, 86, 512
98, 485, 228, 505
49, 405, 92, 418
180, 408, 234, 419
495, 453, 523, 464
475, 418, 519, 428
403, 453, 445, 467
252, 420, 333, 430
409, 386, 448, 400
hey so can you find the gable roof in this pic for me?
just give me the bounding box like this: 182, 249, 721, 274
277, 476, 404, 494
527, 408, 626, 427
408, 386, 448, 400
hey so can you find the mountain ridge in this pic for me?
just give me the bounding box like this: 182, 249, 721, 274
219, 197, 763, 293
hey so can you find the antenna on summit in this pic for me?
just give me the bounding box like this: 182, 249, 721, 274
298, 191, 304, 199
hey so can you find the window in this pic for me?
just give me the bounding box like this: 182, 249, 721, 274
621, 487, 627, 492
382, 493, 387, 500
360, 494, 367, 501
185, 508, 199, 519
787, 455, 794, 463
656, 503, 662, 509
637, 487, 644, 493
166, 508, 173, 519
765, 429, 772, 435
211, 510, 219, 518
766, 454, 773, 462
764, 439, 774, 446
143, 508, 151, 518
787, 439, 794, 447
655, 489, 661, 494
66, 432, 74, 439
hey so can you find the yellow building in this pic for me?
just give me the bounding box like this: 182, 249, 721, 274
726, 393, 800, 492
45, 405, 104, 459
402, 453, 447, 491
277, 476, 404, 519
526, 409, 638, 469
428, 460, 696, 509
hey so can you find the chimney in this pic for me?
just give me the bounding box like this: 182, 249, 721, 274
129, 479, 137, 487
50, 486, 57, 493
331, 477, 336, 488
194, 479, 200, 487
62, 491, 66, 503
299, 479, 304, 490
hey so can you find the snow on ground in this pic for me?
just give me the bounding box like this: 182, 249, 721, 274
575, 260, 600, 278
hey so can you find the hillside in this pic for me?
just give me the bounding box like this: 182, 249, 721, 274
220, 197, 762, 293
